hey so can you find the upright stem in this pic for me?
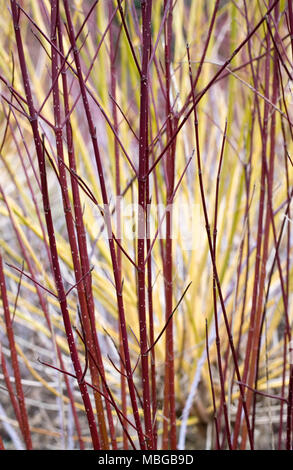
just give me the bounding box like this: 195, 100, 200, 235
212, 121, 232, 449
108, 0, 127, 449
51, 2, 110, 448
137, 0, 153, 449
0, 255, 32, 450
234, 4, 273, 448
10, 0, 100, 449
55, 5, 120, 448
162, 0, 177, 450
62, 0, 146, 449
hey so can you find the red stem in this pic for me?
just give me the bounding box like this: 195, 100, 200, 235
205, 320, 220, 449
211, 120, 232, 449
161, 0, 177, 450
51, 3, 110, 448
0, 254, 32, 449
136, 0, 154, 449
62, 0, 146, 449
0, 347, 23, 439
54, 6, 119, 449
10, 0, 100, 449
108, 0, 128, 449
